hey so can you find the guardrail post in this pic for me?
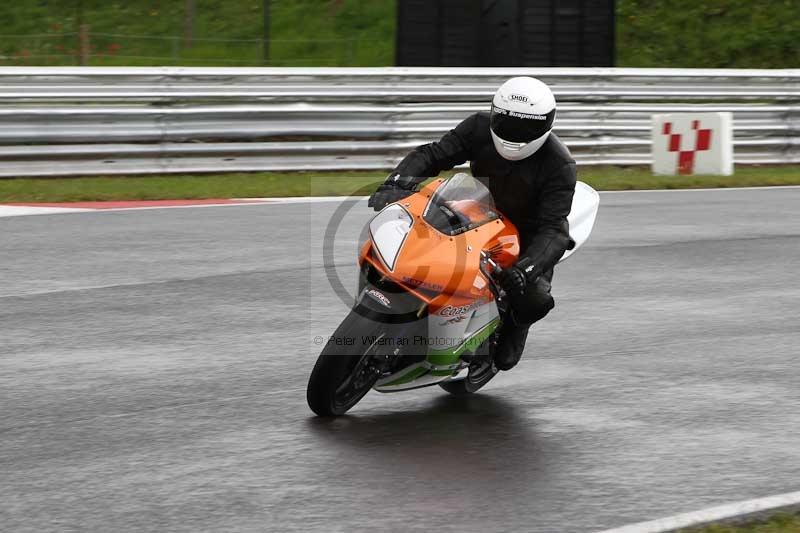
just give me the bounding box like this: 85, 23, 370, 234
263, 0, 271, 64
78, 24, 90, 66
171, 37, 180, 63
183, 0, 196, 49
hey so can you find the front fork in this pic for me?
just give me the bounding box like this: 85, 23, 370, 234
356, 259, 505, 378
354, 262, 430, 374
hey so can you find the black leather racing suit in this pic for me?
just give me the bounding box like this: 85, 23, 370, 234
392, 111, 577, 368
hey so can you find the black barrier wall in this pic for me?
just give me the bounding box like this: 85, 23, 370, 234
396, 0, 615, 67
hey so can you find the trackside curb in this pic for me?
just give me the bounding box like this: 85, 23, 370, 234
596, 490, 800, 533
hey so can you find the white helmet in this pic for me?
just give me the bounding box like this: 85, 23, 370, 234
490, 77, 556, 161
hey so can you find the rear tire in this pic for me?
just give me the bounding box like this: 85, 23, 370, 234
438, 338, 497, 395
438, 362, 497, 395
307, 311, 386, 417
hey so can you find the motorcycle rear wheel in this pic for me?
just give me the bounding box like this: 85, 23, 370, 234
307, 311, 387, 417
438, 363, 497, 395
438, 338, 497, 395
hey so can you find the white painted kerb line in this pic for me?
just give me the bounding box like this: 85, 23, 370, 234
596, 490, 800, 533
0, 205, 93, 217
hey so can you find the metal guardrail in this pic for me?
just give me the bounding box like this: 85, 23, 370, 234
0, 67, 797, 177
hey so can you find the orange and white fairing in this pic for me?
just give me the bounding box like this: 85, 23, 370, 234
359, 178, 520, 314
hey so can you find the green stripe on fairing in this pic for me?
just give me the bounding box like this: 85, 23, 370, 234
379, 319, 500, 387
380, 365, 428, 387
429, 369, 458, 376
425, 353, 461, 366
426, 318, 500, 364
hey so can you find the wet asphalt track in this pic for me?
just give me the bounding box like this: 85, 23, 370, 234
2, 188, 799, 532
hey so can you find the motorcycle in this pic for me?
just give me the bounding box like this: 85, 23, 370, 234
307, 173, 599, 416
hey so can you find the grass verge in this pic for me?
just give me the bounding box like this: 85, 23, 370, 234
688, 512, 800, 532
0, 166, 799, 203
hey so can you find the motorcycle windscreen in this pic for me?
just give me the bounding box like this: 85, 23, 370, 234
369, 204, 413, 271
422, 173, 501, 236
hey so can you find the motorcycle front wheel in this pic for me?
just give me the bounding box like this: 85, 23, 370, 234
307, 310, 388, 417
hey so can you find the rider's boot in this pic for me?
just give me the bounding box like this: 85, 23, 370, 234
492, 322, 530, 371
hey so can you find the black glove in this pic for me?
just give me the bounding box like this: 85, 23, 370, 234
367, 173, 417, 212
497, 256, 541, 295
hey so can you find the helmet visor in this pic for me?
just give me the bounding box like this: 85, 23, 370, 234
490, 105, 555, 144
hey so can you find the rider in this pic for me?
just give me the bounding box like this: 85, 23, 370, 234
367, 76, 576, 371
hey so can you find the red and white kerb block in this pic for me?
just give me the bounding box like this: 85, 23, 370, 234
651, 112, 733, 176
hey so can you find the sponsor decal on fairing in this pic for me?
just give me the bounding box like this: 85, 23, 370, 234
365, 288, 391, 308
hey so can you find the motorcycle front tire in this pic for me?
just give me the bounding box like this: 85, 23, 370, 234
306, 310, 385, 417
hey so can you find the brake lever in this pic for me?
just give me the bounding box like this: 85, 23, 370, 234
480, 252, 506, 300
